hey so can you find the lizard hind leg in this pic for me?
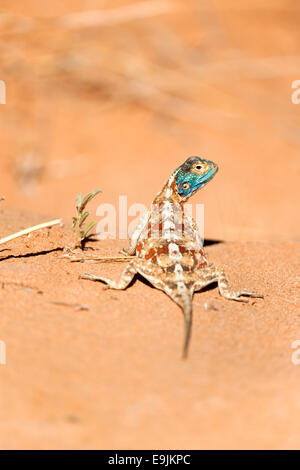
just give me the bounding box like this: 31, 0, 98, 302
216, 269, 263, 301
120, 210, 149, 256
193, 267, 263, 301
80, 261, 137, 290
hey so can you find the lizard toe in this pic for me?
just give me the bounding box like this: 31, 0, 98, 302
240, 290, 264, 298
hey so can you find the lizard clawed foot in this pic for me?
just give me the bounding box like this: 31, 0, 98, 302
222, 290, 264, 302
119, 248, 136, 257
79, 273, 109, 286
239, 290, 264, 298
79, 269, 135, 290
119, 243, 138, 256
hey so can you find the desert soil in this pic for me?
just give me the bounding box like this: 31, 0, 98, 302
0, 0, 299, 450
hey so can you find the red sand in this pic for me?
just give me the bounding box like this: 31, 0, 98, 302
0, 213, 299, 449
0, 0, 299, 450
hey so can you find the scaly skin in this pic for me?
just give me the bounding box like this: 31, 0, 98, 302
81, 157, 263, 358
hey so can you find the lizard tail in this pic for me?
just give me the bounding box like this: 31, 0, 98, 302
181, 297, 193, 360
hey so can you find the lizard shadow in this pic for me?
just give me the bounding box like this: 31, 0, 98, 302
133, 273, 155, 289
0, 247, 63, 261
134, 275, 218, 293
197, 282, 218, 293
203, 239, 223, 246
84, 237, 223, 248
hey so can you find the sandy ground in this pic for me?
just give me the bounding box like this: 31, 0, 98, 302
0, 0, 299, 450
0, 210, 299, 449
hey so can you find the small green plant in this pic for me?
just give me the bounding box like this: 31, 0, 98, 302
72, 189, 101, 249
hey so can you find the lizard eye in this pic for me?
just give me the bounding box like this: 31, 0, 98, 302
195, 164, 202, 171
182, 182, 190, 190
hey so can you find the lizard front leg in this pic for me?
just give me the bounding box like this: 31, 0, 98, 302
194, 266, 263, 301
80, 261, 137, 289
120, 210, 149, 256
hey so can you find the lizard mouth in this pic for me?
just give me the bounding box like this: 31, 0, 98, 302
195, 165, 218, 189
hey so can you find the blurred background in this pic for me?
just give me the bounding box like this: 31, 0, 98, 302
0, 0, 299, 242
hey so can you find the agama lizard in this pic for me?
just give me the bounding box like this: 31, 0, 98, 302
81, 157, 263, 358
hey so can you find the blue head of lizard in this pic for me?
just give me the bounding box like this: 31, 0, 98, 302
174, 156, 218, 201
